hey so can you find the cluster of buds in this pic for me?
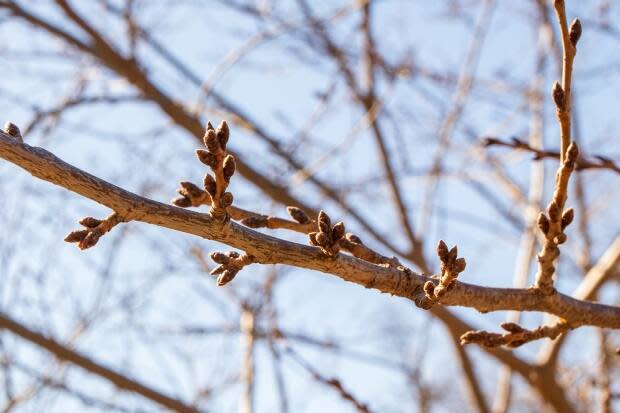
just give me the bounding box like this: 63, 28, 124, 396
3, 121, 23, 143
196, 121, 235, 219
308, 211, 345, 257
171, 181, 208, 208
64, 213, 122, 250
460, 321, 570, 348
210, 251, 255, 286
423, 240, 466, 303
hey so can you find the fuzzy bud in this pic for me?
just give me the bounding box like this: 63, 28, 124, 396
555, 233, 568, 244
569, 18, 582, 47
565, 142, 579, 168
287, 206, 310, 224
317, 211, 331, 234
203, 129, 219, 153
437, 240, 449, 261
561, 208, 574, 230
552, 81, 565, 110
64, 229, 89, 243
315, 232, 330, 247
547, 201, 560, 222
196, 149, 218, 168
78, 232, 100, 250
79, 217, 102, 228
454, 257, 466, 273
222, 155, 236, 183
537, 212, 550, 234
308, 232, 319, 246
206, 121, 215, 131
203, 174, 217, 197
501, 322, 526, 334
220, 192, 234, 208
448, 246, 458, 263
345, 233, 363, 244
332, 222, 345, 241
3, 121, 22, 142
180, 181, 203, 198
216, 120, 229, 149
241, 216, 268, 228
217, 270, 237, 286
210, 251, 230, 264
172, 196, 192, 208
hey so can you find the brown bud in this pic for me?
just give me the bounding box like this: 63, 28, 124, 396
287, 206, 310, 224
196, 149, 218, 168
79, 217, 102, 228
206, 121, 215, 131
317, 210, 331, 234
500, 322, 526, 334
569, 18, 582, 47
78, 232, 100, 250
210, 264, 225, 275
203, 174, 217, 197
217, 270, 237, 286
203, 129, 219, 153
547, 201, 560, 221
316, 231, 330, 247
552, 81, 565, 110
216, 120, 229, 149
332, 222, 345, 241
454, 257, 466, 273
561, 208, 574, 230
3, 121, 22, 142
220, 192, 234, 208
437, 240, 449, 261
537, 213, 550, 234
308, 232, 319, 246
555, 233, 568, 244
241, 216, 268, 228
210, 251, 230, 264
565, 142, 579, 167
423, 281, 436, 298
228, 251, 240, 259
172, 196, 192, 208
448, 246, 458, 263
222, 155, 236, 182
180, 181, 203, 198
64, 229, 89, 243
345, 233, 362, 244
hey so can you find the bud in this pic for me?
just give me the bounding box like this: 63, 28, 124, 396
172, 196, 192, 208
332, 222, 345, 241
220, 191, 234, 208
78, 232, 100, 250
210, 251, 230, 264
206, 121, 215, 131
241, 216, 267, 228
315, 231, 330, 247
217, 270, 237, 286
565, 142, 579, 167
203, 129, 219, 153
317, 210, 331, 234
196, 149, 218, 168
569, 18, 582, 47
180, 181, 203, 198
423, 281, 436, 297
64, 229, 89, 243
79, 217, 102, 228
216, 120, 229, 149
3, 121, 22, 142
308, 232, 319, 246
345, 233, 363, 244
437, 240, 449, 261
547, 201, 560, 221
454, 257, 466, 273
555, 233, 567, 244
500, 322, 525, 334
203, 174, 217, 197
287, 206, 310, 224
448, 246, 458, 263
222, 155, 236, 182
561, 208, 574, 230
552, 81, 565, 110
537, 212, 550, 234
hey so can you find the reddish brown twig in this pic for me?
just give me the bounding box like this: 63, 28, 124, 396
461, 321, 570, 348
